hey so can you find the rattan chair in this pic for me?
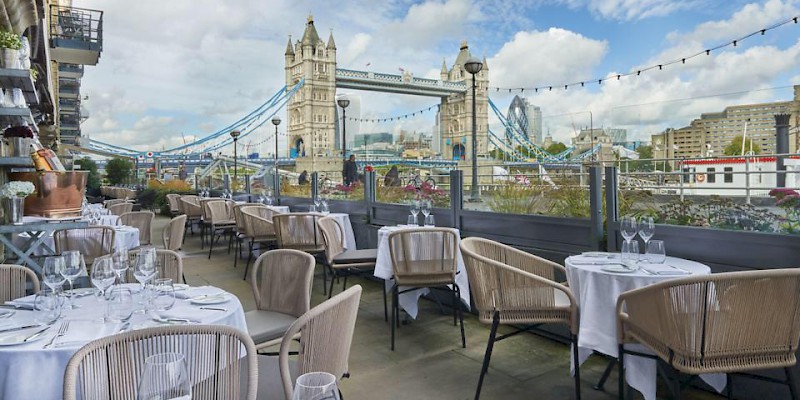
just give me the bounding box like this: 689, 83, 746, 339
103, 198, 125, 208
107, 202, 133, 216
279, 285, 362, 400
125, 248, 184, 284
240, 206, 279, 280
162, 214, 187, 252
204, 200, 236, 259
317, 216, 378, 300
387, 228, 465, 351
272, 213, 325, 290
245, 249, 315, 351
179, 195, 202, 234
63, 325, 258, 400
232, 203, 264, 270
54, 226, 116, 265
119, 211, 154, 246
165, 193, 182, 216
617, 269, 800, 400
460, 237, 580, 400
0, 264, 39, 302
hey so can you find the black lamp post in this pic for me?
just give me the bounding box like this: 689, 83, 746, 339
230, 130, 241, 182
337, 97, 350, 158
464, 56, 483, 202
271, 116, 281, 193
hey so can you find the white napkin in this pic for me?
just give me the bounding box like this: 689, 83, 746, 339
6, 294, 36, 309
174, 286, 225, 300
53, 320, 121, 347
156, 305, 205, 324
568, 254, 620, 265
638, 263, 691, 275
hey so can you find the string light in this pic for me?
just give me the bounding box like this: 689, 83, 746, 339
487, 14, 800, 94
345, 104, 439, 123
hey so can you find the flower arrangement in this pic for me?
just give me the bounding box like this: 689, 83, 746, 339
3, 125, 34, 138
0, 181, 35, 198
0, 30, 21, 50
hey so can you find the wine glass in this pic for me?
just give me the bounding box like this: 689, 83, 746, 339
292, 372, 340, 400
133, 248, 157, 291
137, 353, 192, 400
61, 251, 85, 308
112, 247, 130, 284
410, 200, 420, 225
91, 258, 116, 298
620, 216, 638, 244
320, 198, 329, 215
638, 216, 655, 249
42, 256, 67, 292
420, 199, 431, 220
34, 289, 63, 325
312, 197, 321, 212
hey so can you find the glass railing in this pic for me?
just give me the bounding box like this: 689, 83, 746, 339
375, 167, 451, 208
315, 170, 362, 201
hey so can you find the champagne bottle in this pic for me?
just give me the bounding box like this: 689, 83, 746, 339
30, 144, 51, 171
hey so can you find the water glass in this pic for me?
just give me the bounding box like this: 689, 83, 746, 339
292, 372, 340, 400
424, 215, 435, 227
106, 287, 134, 323
151, 278, 176, 314
620, 240, 639, 267
42, 256, 67, 292
91, 258, 116, 298
137, 353, 192, 400
645, 240, 667, 264
406, 215, 417, 226
34, 289, 63, 325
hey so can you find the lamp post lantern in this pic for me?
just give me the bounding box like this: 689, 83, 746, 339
230, 130, 241, 184
337, 97, 350, 158
464, 56, 483, 202
271, 116, 281, 194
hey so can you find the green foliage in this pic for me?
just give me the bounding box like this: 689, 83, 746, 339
75, 157, 100, 195
546, 142, 568, 155
487, 183, 548, 215
626, 145, 655, 172
723, 135, 761, 156
105, 158, 133, 185
0, 31, 21, 50
655, 195, 779, 232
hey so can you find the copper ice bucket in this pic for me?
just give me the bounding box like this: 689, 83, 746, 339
8, 171, 87, 218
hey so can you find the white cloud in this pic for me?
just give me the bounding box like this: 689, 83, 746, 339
585, 0, 702, 20
667, 0, 799, 44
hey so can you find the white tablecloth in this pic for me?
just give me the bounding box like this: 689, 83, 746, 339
320, 212, 356, 250
0, 284, 247, 400
13, 225, 141, 257
266, 205, 290, 214
373, 226, 470, 319
565, 253, 723, 400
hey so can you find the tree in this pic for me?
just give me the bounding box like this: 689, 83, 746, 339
628, 145, 654, 172
723, 135, 761, 156
105, 158, 132, 185
75, 157, 100, 196
546, 142, 568, 155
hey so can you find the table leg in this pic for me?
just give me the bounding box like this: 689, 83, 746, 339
0, 234, 42, 274
594, 358, 617, 391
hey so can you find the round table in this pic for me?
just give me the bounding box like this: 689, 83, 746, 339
0, 284, 247, 400
565, 252, 722, 400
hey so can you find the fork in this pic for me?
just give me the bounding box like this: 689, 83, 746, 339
43, 320, 70, 349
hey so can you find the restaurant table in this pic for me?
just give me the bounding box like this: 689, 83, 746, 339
0, 284, 247, 400
565, 252, 724, 400
373, 226, 470, 319
13, 224, 140, 257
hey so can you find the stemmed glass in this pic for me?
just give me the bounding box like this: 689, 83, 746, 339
620, 216, 638, 245
61, 251, 86, 308
637, 216, 655, 251
42, 256, 67, 293
111, 247, 130, 284
137, 353, 192, 400
320, 198, 329, 214
91, 258, 116, 298
312, 197, 321, 212
420, 199, 431, 222
292, 372, 341, 400
410, 200, 420, 226
133, 248, 158, 292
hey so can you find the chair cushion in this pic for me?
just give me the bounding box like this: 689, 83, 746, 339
245, 310, 297, 344
334, 248, 377, 263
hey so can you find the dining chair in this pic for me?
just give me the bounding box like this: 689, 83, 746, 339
272, 213, 326, 290
54, 226, 116, 266
232, 203, 264, 270
387, 228, 465, 351
63, 325, 258, 400
279, 285, 362, 400
0, 264, 40, 302
460, 237, 580, 400
245, 249, 315, 351
317, 215, 378, 300
165, 193, 182, 216
119, 211, 154, 246
107, 202, 133, 216
125, 248, 184, 284
103, 198, 125, 208
179, 195, 202, 234
240, 206, 279, 280
162, 214, 187, 252
617, 268, 800, 400
205, 200, 236, 259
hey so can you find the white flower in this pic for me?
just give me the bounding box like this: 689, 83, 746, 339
0, 181, 35, 198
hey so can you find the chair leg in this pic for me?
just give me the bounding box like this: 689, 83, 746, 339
227, 231, 233, 254
245, 239, 254, 270
200, 224, 204, 249
327, 268, 336, 299
573, 335, 581, 400
618, 344, 625, 400
342, 273, 348, 291
321, 260, 328, 296
234, 238, 239, 269
391, 285, 397, 351
474, 311, 500, 400
787, 367, 798, 400
208, 229, 215, 259
456, 286, 465, 348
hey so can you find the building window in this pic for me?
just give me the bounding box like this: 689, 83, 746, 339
707, 167, 716, 183
724, 167, 733, 183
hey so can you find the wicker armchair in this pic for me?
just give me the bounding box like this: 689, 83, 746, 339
204, 200, 236, 259
387, 228, 465, 351
240, 206, 278, 280
54, 226, 116, 265
107, 202, 133, 216
162, 215, 187, 252
273, 213, 325, 290
126, 248, 184, 284
0, 264, 39, 302
460, 237, 580, 399
317, 216, 378, 301
232, 203, 264, 270
165, 193, 182, 216
63, 325, 258, 400
245, 249, 315, 351
119, 211, 154, 246
103, 198, 125, 208
179, 195, 202, 234
617, 269, 800, 400
279, 285, 362, 400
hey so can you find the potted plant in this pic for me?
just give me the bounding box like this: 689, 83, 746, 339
0, 30, 21, 68
0, 180, 35, 224
3, 125, 34, 157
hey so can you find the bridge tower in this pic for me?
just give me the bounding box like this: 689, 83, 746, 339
440, 41, 489, 160
285, 15, 337, 159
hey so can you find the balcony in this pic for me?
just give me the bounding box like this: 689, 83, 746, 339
58, 98, 80, 114
57, 63, 84, 79
49, 5, 103, 65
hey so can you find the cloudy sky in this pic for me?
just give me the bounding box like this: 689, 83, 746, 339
74, 0, 800, 156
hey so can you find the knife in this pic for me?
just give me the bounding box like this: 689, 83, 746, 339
2, 303, 34, 310
23, 326, 51, 342
0, 324, 40, 333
